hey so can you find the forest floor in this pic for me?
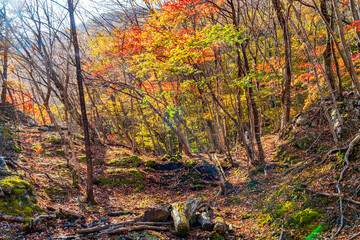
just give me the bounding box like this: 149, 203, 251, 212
1, 96, 360, 239
1, 126, 283, 240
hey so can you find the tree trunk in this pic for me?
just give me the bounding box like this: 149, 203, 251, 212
320, 0, 337, 92
1, 5, 9, 106
68, 0, 94, 204
271, 0, 292, 129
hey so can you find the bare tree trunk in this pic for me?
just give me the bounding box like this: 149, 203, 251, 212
68, 0, 94, 204
271, 0, 292, 129
241, 45, 265, 166
320, 0, 336, 92
1, 5, 9, 106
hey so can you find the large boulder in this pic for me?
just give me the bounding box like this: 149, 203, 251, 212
143, 205, 170, 222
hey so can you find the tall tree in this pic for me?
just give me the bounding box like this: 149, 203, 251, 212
68, 0, 95, 204
1, 2, 9, 106
271, 0, 292, 129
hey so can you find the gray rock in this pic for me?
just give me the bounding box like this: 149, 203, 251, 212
143, 205, 170, 222
0, 156, 8, 171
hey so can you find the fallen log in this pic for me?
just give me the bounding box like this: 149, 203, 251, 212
107, 225, 167, 234
198, 212, 213, 231
58, 208, 84, 219
184, 196, 203, 225
77, 221, 172, 234
108, 211, 139, 217
214, 217, 227, 234
77, 220, 135, 234
171, 202, 190, 237
0, 214, 25, 222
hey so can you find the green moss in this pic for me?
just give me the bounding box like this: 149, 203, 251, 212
185, 159, 196, 168
283, 155, 301, 164
13, 142, 23, 152
273, 144, 286, 160
0, 176, 31, 195
128, 169, 144, 179
107, 158, 129, 167
275, 201, 295, 217
94, 177, 144, 192
169, 156, 179, 162
287, 208, 324, 230
78, 156, 87, 162
129, 155, 142, 167
258, 213, 272, 226
106, 168, 144, 179
55, 149, 65, 156
0, 176, 38, 217
134, 184, 145, 193
145, 159, 157, 168
44, 135, 62, 144
44, 152, 52, 156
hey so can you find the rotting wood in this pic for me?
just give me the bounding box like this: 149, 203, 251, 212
107, 225, 167, 234
0, 214, 25, 222
171, 202, 190, 237
58, 208, 84, 219
107, 211, 139, 217
198, 212, 213, 231
77, 221, 172, 234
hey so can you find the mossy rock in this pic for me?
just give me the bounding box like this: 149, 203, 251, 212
275, 201, 295, 217
106, 168, 144, 179
127, 169, 144, 179
129, 155, 142, 167
94, 177, 141, 187
78, 156, 87, 162
0, 176, 39, 217
0, 176, 32, 195
44, 135, 62, 145
145, 159, 158, 168
286, 208, 324, 231
55, 149, 65, 156
125, 231, 162, 240
107, 158, 129, 167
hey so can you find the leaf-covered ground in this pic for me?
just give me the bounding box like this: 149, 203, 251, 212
1, 105, 360, 239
